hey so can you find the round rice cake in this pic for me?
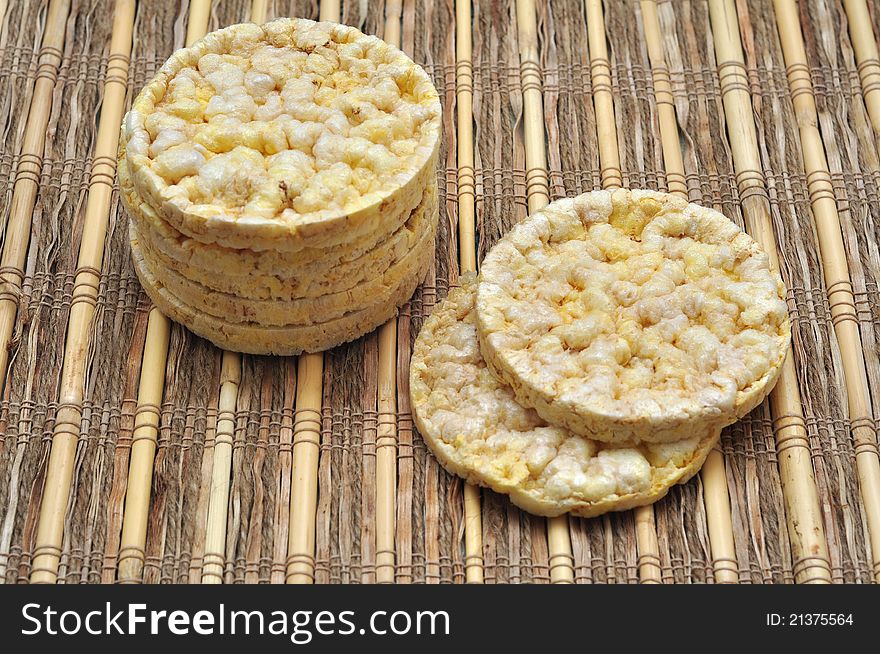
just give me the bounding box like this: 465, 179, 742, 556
122, 18, 441, 251
137, 204, 437, 326
121, 154, 437, 299
476, 189, 790, 444
118, 149, 433, 293
130, 226, 432, 354
411, 277, 719, 518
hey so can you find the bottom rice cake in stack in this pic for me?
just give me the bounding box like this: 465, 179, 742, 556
119, 18, 442, 355
411, 189, 791, 517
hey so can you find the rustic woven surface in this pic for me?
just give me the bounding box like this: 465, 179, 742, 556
0, 0, 877, 583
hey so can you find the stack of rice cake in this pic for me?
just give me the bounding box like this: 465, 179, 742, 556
120, 18, 442, 355
411, 190, 791, 518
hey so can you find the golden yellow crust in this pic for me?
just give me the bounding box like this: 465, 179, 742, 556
130, 226, 432, 354
411, 278, 718, 518
476, 189, 790, 444
122, 18, 441, 251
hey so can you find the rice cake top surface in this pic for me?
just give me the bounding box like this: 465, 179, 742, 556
410, 278, 717, 518
476, 189, 790, 443
122, 18, 441, 250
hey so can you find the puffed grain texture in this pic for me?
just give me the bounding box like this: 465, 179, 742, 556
122, 18, 441, 251
411, 278, 719, 518
476, 189, 790, 444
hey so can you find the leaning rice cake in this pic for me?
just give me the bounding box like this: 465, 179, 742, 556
476, 189, 790, 444
122, 18, 441, 251
130, 226, 432, 355
137, 199, 437, 326
411, 277, 719, 518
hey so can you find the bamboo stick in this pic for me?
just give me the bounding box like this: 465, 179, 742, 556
319, 0, 340, 23
375, 319, 397, 584
584, 1, 622, 189
515, 0, 573, 584
456, 0, 477, 274
456, 0, 484, 584
516, 0, 550, 215
116, 0, 213, 583
201, 352, 241, 583
395, 307, 414, 582
583, 0, 661, 585
2, 0, 72, 584
286, 352, 323, 583
842, 0, 880, 150
0, 0, 70, 390
639, 0, 738, 585
638, 1, 687, 197
707, 0, 831, 583
251, 0, 268, 25
184, 0, 212, 47
384, 0, 402, 51
186, 0, 212, 46
117, 312, 170, 581
773, 0, 880, 583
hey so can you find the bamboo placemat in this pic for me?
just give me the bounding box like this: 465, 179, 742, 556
0, 0, 878, 584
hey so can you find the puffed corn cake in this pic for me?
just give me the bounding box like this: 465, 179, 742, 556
476, 189, 790, 444
122, 17, 441, 252
119, 18, 441, 354
410, 277, 719, 518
